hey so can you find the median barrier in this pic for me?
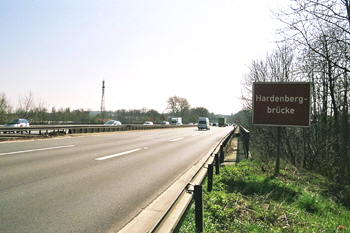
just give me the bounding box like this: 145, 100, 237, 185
0, 124, 195, 139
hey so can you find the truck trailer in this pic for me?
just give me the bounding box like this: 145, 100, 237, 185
171, 117, 182, 125
218, 117, 227, 127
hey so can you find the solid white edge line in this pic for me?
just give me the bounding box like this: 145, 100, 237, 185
0, 145, 75, 156
95, 148, 142, 161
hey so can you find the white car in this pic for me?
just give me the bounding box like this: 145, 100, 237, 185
4, 119, 30, 133
143, 121, 154, 125
4, 118, 30, 127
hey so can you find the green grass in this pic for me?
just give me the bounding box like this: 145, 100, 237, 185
175, 159, 350, 232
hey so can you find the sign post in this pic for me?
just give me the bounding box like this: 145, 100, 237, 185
276, 126, 282, 175
252, 82, 311, 174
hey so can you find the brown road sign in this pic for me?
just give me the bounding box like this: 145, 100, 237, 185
252, 82, 311, 127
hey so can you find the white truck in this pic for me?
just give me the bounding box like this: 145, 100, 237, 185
198, 117, 210, 130
171, 117, 182, 125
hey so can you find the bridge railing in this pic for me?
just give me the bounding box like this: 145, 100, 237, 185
146, 125, 240, 233
239, 125, 250, 159
148, 124, 252, 232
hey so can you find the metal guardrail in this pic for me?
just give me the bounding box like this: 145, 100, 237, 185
118, 126, 238, 233
0, 124, 195, 138
148, 126, 238, 232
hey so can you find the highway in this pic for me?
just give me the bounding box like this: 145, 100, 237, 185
0, 126, 233, 232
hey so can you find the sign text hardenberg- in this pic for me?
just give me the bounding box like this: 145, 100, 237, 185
252, 82, 311, 127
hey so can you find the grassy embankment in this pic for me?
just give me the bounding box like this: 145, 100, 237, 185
176, 141, 350, 232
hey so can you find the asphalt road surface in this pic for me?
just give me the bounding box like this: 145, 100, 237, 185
0, 126, 233, 232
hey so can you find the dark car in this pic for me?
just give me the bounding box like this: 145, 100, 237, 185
103, 120, 122, 126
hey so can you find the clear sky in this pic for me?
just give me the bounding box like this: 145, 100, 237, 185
1, 0, 287, 115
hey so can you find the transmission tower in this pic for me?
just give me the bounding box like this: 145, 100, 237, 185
101, 80, 105, 121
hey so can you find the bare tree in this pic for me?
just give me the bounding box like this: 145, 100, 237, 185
241, 45, 296, 163
166, 95, 191, 117
16, 91, 35, 119
273, 0, 350, 183
0, 92, 12, 123
33, 99, 48, 124
275, 0, 350, 72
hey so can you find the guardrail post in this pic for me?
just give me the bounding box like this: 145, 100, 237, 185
207, 164, 213, 192
245, 131, 250, 158
215, 153, 220, 174
219, 145, 224, 163
194, 185, 203, 232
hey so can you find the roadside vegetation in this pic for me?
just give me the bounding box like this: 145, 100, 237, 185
176, 159, 350, 232
239, 0, 350, 185
0, 92, 234, 125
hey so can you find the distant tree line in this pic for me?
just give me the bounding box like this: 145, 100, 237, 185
239, 0, 350, 184
0, 91, 99, 124
0, 93, 236, 125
